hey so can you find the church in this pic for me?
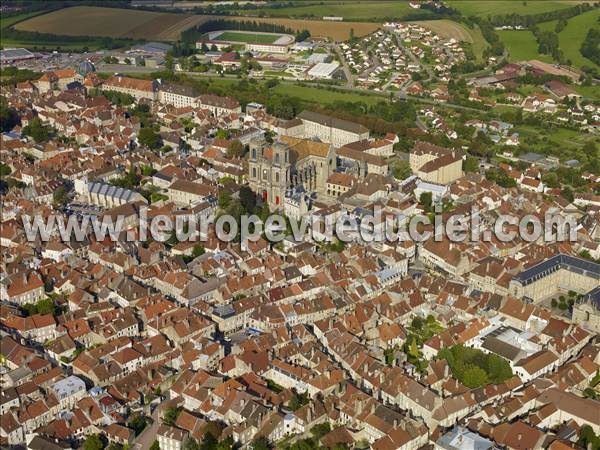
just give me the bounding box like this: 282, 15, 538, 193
248, 135, 335, 208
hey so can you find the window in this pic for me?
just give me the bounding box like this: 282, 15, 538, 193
252, 148, 256, 159
275, 153, 280, 165
252, 168, 257, 178
275, 172, 279, 183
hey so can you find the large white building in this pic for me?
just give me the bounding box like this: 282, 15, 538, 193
158, 83, 199, 108
103, 76, 158, 101
307, 62, 341, 80
297, 110, 369, 148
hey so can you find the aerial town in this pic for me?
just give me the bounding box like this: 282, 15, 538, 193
1, 1, 600, 450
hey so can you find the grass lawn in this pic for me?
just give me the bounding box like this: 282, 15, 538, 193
555, 8, 600, 70
469, 26, 489, 62
215, 31, 280, 44
514, 124, 594, 159
448, 0, 582, 17
497, 29, 553, 63
204, 77, 385, 105
232, 1, 433, 21
270, 82, 385, 105
574, 84, 600, 101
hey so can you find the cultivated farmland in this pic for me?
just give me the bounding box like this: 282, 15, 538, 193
14, 6, 378, 42
229, 1, 434, 21
14, 6, 209, 41
411, 20, 489, 61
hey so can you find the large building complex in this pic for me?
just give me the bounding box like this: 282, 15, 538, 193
510, 254, 600, 303
297, 110, 370, 148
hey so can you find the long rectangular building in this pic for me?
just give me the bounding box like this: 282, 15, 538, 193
297, 110, 369, 148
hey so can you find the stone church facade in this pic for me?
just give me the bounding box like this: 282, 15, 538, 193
248, 136, 335, 207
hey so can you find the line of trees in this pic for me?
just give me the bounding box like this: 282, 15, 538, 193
182, 19, 309, 45
580, 27, 600, 66
2, 27, 137, 50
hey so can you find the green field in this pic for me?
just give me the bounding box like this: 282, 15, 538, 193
555, 8, 600, 70
215, 31, 281, 44
205, 77, 385, 105
448, 0, 583, 17
232, 1, 434, 21
500, 8, 600, 70
497, 30, 553, 62
270, 82, 384, 105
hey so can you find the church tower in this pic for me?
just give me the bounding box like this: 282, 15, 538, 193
270, 141, 290, 207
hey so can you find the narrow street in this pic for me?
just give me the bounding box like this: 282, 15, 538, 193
132, 402, 162, 450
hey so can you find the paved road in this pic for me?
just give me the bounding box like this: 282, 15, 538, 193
330, 43, 354, 88
132, 403, 162, 450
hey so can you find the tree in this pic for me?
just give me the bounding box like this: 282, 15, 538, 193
192, 244, 205, 258
462, 366, 489, 389
53, 185, 69, 207
128, 413, 147, 436
163, 407, 181, 426
150, 441, 160, 450
239, 186, 257, 214
578, 425, 600, 450
226, 139, 244, 158
22, 117, 49, 143
183, 437, 200, 450
0, 163, 11, 177
419, 191, 433, 213
463, 156, 479, 173
391, 160, 411, 180
251, 438, 270, 450
542, 172, 559, 188
138, 127, 161, 150
0, 97, 19, 132
83, 434, 105, 450
218, 191, 231, 209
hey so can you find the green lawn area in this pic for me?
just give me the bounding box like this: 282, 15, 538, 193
514, 124, 595, 159
232, 1, 434, 21
574, 84, 600, 101
507, 8, 600, 70
270, 82, 384, 105
497, 29, 553, 63
0, 10, 45, 29
448, 0, 580, 17
469, 25, 489, 62
204, 77, 385, 105
216, 31, 280, 44
555, 8, 600, 70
